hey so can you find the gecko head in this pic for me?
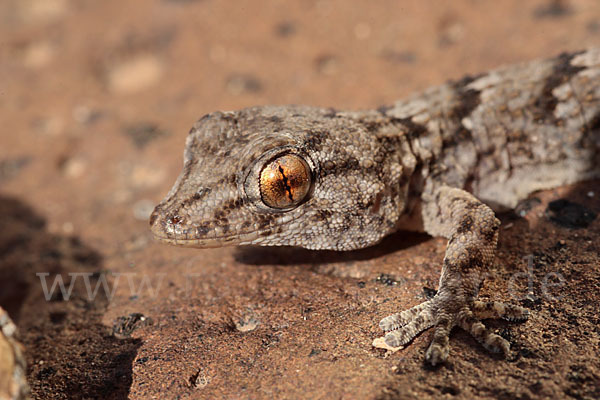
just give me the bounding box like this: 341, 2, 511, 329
150, 106, 408, 250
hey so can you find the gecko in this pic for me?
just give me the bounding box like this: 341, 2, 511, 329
150, 49, 600, 365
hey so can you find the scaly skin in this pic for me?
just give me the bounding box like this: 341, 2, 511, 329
150, 49, 600, 365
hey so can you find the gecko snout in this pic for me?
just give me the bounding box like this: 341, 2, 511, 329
148, 205, 177, 240
148, 207, 160, 228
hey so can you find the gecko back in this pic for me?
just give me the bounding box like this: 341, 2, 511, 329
151, 49, 600, 251
379, 49, 600, 210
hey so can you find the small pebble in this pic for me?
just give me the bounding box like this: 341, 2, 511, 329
22, 41, 54, 68
315, 54, 338, 75
18, 0, 68, 22
226, 74, 262, 95
107, 54, 163, 94
130, 163, 165, 188
235, 312, 260, 332
72, 105, 103, 125
62, 157, 87, 178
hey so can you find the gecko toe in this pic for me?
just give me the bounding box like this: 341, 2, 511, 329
381, 302, 435, 346
380, 295, 525, 364
424, 316, 452, 366
458, 306, 513, 356
379, 299, 434, 331
425, 341, 450, 366
379, 314, 402, 332
472, 300, 530, 322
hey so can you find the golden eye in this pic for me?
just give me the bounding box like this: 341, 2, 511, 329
259, 154, 311, 209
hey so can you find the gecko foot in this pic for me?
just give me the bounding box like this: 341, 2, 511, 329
379, 296, 529, 365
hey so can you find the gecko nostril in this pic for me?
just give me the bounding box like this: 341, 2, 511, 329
168, 215, 183, 225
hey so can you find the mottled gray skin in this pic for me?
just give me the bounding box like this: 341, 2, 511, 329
0, 307, 29, 400
151, 49, 600, 365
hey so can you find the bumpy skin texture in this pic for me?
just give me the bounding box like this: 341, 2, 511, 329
151, 49, 600, 365
0, 307, 29, 400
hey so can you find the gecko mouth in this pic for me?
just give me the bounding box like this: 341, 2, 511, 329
151, 233, 259, 248
150, 226, 263, 248
149, 206, 267, 248
150, 225, 265, 248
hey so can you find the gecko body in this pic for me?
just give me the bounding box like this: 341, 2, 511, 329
150, 49, 600, 365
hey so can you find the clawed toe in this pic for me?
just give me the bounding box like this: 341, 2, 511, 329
379, 297, 527, 364
375, 186, 532, 365
472, 300, 530, 322
379, 300, 433, 332
424, 316, 452, 365
379, 314, 402, 332
458, 309, 510, 355
383, 316, 435, 348
381, 301, 435, 347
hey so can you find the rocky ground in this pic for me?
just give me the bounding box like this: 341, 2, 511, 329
1, 0, 599, 398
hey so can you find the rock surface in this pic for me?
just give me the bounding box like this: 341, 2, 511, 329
0, 0, 599, 398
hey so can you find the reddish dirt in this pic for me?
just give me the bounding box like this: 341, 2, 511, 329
1, 0, 599, 398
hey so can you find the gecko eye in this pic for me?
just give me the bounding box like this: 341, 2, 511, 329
259, 154, 311, 209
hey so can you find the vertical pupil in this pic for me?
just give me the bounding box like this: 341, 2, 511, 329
259, 154, 311, 209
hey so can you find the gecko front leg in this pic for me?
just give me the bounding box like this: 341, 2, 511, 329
379, 186, 529, 365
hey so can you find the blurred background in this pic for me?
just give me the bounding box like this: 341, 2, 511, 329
2, 0, 600, 244
1, 0, 600, 398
